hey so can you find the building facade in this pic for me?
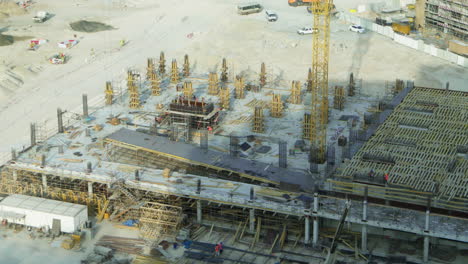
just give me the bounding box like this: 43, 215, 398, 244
424, 0, 468, 40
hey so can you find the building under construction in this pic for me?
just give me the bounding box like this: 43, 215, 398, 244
418, 0, 468, 40
0, 51, 467, 264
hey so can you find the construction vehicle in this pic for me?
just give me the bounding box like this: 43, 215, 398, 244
288, 0, 313, 7
33, 11, 50, 23
392, 23, 411, 35
237, 3, 263, 15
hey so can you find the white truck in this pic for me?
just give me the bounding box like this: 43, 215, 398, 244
33, 11, 50, 23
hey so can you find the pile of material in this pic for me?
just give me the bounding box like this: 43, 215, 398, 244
83, 245, 132, 264
96, 235, 146, 255
70, 20, 114, 32
0, 1, 27, 19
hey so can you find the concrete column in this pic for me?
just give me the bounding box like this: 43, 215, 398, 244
12, 170, 18, 181
57, 108, 64, 133
312, 193, 319, 245
423, 209, 430, 263
82, 94, 89, 118
11, 149, 17, 162
424, 210, 430, 231
41, 174, 47, 192
30, 123, 36, 146
362, 225, 368, 253
362, 199, 368, 253
304, 216, 310, 244
87, 182, 93, 199
196, 200, 202, 223
249, 208, 255, 232
423, 236, 429, 263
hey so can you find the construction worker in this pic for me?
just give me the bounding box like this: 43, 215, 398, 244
384, 173, 389, 184
214, 244, 220, 256
120, 39, 126, 47
219, 242, 223, 255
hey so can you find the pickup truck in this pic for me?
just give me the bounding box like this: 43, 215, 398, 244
33, 11, 50, 23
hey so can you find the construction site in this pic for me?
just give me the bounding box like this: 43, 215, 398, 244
0, 0, 467, 264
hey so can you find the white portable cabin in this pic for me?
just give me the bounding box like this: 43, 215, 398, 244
0, 194, 88, 233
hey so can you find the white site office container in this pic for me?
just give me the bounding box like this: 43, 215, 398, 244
0, 194, 88, 233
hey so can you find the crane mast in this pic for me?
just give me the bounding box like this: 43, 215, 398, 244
310, 0, 332, 164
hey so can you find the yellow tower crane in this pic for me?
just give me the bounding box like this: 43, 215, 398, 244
310, 0, 332, 164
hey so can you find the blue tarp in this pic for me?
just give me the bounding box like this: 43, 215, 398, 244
122, 219, 138, 226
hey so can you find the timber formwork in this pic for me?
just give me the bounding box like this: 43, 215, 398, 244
103, 131, 279, 186
332, 87, 468, 212
168, 97, 218, 129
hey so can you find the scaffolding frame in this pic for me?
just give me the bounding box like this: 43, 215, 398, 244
150, 70, 160, 96
128, 70, 141, 109
235, 75, 245, 99
259, 62, 266, 88
208, 72, 219, 95
270, 94, 284, 118
182, 81, 194, 98
219, 87, 230, 110
159, 52, 166, 75
252, 106, 265, 133
171, 59, 179, 84
333, 86, 345, 111
220, 58, 228, 83
183, 54, 190, 77
146, 58, 155, 80
289, 81, 301, 105
105, 81, 114, 106
139, 202, 183, 240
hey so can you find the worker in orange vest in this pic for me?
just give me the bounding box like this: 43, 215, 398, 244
384, 173, 389, 184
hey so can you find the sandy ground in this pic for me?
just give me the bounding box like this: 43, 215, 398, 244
0, 0, 467, 158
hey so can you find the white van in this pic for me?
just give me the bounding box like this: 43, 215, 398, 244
237, 3, 263, 15
265, 10, 278, 22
